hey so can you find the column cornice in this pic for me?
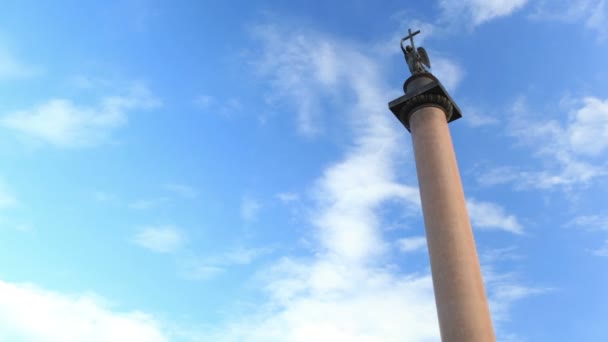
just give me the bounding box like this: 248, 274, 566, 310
388, 73, 462, 132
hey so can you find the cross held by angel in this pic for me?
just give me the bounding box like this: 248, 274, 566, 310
401, 29, 431, 75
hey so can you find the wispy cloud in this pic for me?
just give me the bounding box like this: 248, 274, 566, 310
489, 282, 550, 322
0, 182, 27, 231
129, 184, 197, 210
477, 96, 608, 190
467, 198, 524, 234
480, 247, 551, 335
93, 191, 118, 204
68, 74, 113, 90
567, 215, 608, 256
431, 56, 464, 91
276, 192, 299, 204
591, 240, 608, 256
210, 259, 439, 341
0, 279, 168, 341
566, 97, 608, 156
164, 183, 198, 199
462, 106, 500, 127
531, 0, 608, 40
439, 0, 529, 26
0, 183, 18, 209
396, 236, 427, 253
179, 264, 224, 281
252, 25, 336, 136
481, 246, 524, 264
1, 84, 160, 148
240, 195, 261, 222
0, 47, 41, 80
200, 23, 439, 340
179, 247, 273, 281
193, 94, 213, 109
129, 197, 170, 210
210, 247, 273, 265
133, 225, 185, 253
193, 94, 242, 117
567, 215, 608, 231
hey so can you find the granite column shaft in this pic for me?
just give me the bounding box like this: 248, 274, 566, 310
409, 105, 495, 341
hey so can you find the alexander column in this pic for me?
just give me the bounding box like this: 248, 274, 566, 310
389, 29, 495, 341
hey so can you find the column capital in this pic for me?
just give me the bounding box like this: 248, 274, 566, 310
388, 73, 461, 132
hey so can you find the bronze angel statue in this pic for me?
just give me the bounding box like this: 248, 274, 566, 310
400, 29, 431, 75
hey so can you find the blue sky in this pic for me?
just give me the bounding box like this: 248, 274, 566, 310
1, 0, 607, 341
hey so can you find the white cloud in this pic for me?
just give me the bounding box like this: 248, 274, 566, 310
1, 84, 160, 148
567, 215, 608, 231
0, 184, 18, 209
0, 182, 28, 230
68, 75, 113, 90
201, 247, 274, 267
129, 184, 197, 209
431, 56, 464, 91
193, 94, 214, 109
94, 191, 117, 203
309, 87, 420, 261
397, 236, 427, 252
567, 97, 608, 156
164, 183, 198, 199
193, 94, 242, 117
477, 163, 606, 190
439, 0, 528, 26
567, 215, 608, 256
0, 48, 40, 80
481, 246, 523, 264
241, 196, 261, 222
252, 26, 334, 136
178, 263, 224, 281
199, 23, 438, 341
129, 197, 170, 210
276, 192, 300, 203
178, 247, 272, 281
208, 258, 439, 342
531, 0, 608, 40
591, 240, 608, 256
0, 218, 32, 233
488, 283, 549, 322
14, 223, 33, 232
462, 106, 500, 127
467, 199, 524, 234
586, 1, 608, 39
253, 16, 468, 136
480, 249, 551, 326
478, 96, 608, 190
219, 247, 273, 265
0, 279, 168, 341
133, 225, 184, 253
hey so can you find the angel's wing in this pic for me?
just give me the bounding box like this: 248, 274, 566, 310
417, 47, 431, 69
